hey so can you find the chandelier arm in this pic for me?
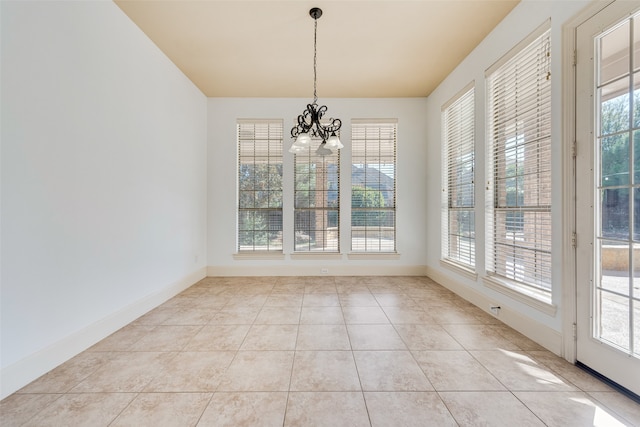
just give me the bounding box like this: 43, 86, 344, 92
299, 109, 311, 126
318, 118, 342, 133
291, 104, 317, 138
316, 104, 327, 118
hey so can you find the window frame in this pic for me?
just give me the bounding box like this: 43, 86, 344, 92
350, 119, 398, 253
236, 119, 284, 253
484, 21, 554, 306
293, 134, 341, 253
442, 83, 476, 272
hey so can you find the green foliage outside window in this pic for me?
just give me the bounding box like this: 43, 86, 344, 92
351, 185, 387, 226
238, 163, 282, 246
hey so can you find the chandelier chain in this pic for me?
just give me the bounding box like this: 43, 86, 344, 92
313, 17, 318, 104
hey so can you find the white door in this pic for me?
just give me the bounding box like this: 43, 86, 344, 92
576, 0, 640, 396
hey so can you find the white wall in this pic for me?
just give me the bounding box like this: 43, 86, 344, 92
424, 0, 591, 350
1, 1, 208, 398
208, 98, 428, 275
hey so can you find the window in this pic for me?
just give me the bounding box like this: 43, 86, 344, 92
351, 120, 397, 252
237, 120, 283, 252
442, 85, 475, 269
486, 24, 552, 296
294, 135, 340, 252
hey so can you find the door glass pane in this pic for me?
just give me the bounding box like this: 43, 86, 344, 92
634, 299, 640, 356
634, 74, 640, 127
635, 188, 640, 241
600, 240, 631, 296
601, 188, 630, 239
601, 134, 630, 186
600, 78, 630, 136
598, 290, 631, 351
600, 20, 630, 85
634, 15, 640, 71
634, 242, 640, 287
634, 131, 640, 183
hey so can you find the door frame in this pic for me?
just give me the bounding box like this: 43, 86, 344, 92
565, 0, 640, 396
561, 0, 615, 364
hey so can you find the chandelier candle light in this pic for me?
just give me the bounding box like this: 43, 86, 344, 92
289, 7, 343, 155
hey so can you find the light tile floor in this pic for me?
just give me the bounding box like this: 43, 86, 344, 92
2, 276, 640, 426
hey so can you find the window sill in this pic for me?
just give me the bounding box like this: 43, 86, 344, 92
440, 259, 477, 281
482, 275, 557, 317
233, 252, 285, 260
290, 252, 343, 260
347, 252, 400, 260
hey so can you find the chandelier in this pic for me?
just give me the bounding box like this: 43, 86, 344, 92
289, 7, 343, 156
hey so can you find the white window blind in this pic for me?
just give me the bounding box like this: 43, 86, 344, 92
351, 120, 397, 252
442, 85, 475, 269
237, 120, 283, 252
294, 135, 340, 252
486, 24, 552, 293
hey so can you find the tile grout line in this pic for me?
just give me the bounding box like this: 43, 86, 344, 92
106, 391, 141, 427
344, 279, 373, 427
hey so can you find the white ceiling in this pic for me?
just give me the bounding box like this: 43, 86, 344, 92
114, 0, 520, 98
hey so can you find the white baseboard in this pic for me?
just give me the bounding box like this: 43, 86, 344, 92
207, 264, 427, 277
425, 266, 563, 355
0, 267, 206, 400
